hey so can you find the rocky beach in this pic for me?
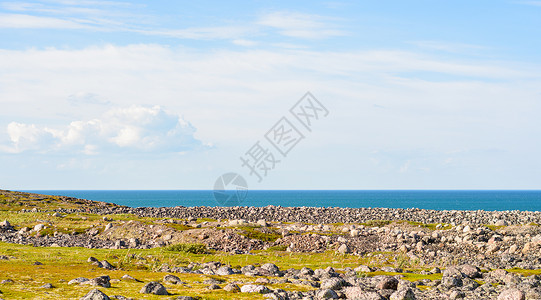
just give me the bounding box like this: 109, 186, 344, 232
1, 189, 541, 299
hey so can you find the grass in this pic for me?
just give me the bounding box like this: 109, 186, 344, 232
164, 243, 209, 254
235, 226, 281, 242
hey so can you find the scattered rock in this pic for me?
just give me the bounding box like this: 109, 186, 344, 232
140, 282, 168, 295
80, 289, 110, 300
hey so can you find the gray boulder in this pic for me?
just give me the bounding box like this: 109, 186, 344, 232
240, 284, 271, 293
497, 288, 525, 300
80, 289, 110, 300
139, 281, 168, 295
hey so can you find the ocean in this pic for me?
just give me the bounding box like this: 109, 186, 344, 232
23, 190, 541, 211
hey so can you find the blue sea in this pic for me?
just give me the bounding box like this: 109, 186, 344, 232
24, 190, 541, 211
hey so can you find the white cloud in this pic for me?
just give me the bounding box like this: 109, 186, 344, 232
1, 105, 204, 154
0, 13, 89, 29
257, 11, 346, 39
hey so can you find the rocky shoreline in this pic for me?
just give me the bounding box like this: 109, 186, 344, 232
2, 190, 541, 299
46, 203, 541, 225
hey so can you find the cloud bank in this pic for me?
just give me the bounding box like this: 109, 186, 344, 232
1, 105, 203, 155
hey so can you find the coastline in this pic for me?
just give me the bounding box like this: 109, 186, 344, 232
2, 189, 541, 299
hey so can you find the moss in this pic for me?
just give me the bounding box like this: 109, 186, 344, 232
235, 226, 281, 242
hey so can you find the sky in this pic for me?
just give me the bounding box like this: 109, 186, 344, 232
0, 0, 540, 190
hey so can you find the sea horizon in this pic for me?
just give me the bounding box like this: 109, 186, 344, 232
21, 189, 541, 212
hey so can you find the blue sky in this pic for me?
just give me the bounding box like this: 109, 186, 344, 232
0, 0, 540, 189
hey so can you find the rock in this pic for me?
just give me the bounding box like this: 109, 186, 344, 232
120, 275, 138, 282
460, 264, 481, 278
355, 265, 373, 273
100, 260, 114, 270
240, 284, 271, 293
80, 289, 110, 300
105, 223, 113, 231
207, 284, 221, 290
321, 277, 347, 290
91, 276, 111, 288
33, 261, 43, 265
390, 287, 416, 300
344, 287, 384, 300
223, 283, 241, 292
257, 219, 268, 227
261, 263, 281, 275
495, 220, 508, 226
337, 244, 351, 254
69, 277, 90, 285
377, 276, 399, 290
171, 297, 195, 300
52, 212, 63, 217
88, 257, 99, 263
128, 238, 139, 248
140, 281, 168, 295
497, 288, 525, 300
229, 219, 247, 226
40, 283, 54, 288
33, 224, 45, 231
316, 288, 339, 299
163, 274, 183, 284
350, 229, 360, 237
449, 290, 465, 299
0, 220, 10, 228
216, 266, 234, 275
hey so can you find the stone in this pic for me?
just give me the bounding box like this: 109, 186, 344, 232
240, 284, 271, 293
344, 287, 384, 300
337, 244, 351, 254
495, 220, 508, 226
354, 265, 373, 272
40, 283, 54, 288
497, 288, 525, 300
91, 276, 111, 288
390, 287, 416, 300
321, 277, 347, 290
316, 288, 339, 299
163, 274, 183, 284
257, 219, 268, 227
207, 284, 221, 290
261, 263, 281, 275
100, 260, 114, 270
33, 224, 45, 231
223, 283, 241, 292
140, 282, 168, 295
216, 266, 234, 275
80, 289, 110, 300
68, 277, 90, 285
120, 274, 138, 282
0, 220, 10, 228
460, 264, 481, 278
449, 290, 465, 299
88, 257, 99, 263
52, 212, 63, 217
377, 276, 399, 290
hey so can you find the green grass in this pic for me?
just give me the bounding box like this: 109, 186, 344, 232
164, 243, 209, 254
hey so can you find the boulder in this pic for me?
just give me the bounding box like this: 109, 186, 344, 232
139, 281, 168, 295
497, 288, 525, 300
240, 284, 271, 293
80, 289, 110, 300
